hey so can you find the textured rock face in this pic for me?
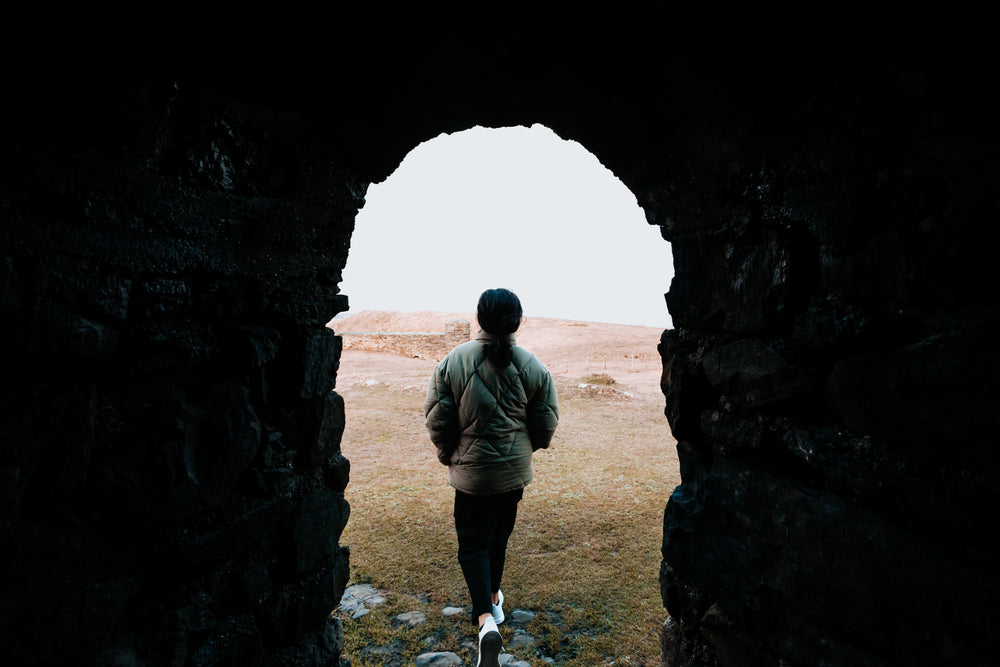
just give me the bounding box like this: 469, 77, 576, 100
2, 6, 998, 667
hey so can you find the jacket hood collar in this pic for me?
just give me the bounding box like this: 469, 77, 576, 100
476, 330, 516, 344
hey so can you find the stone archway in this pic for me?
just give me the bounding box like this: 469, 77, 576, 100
2, 6, 997, 667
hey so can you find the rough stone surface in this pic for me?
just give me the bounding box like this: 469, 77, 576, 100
391, 610, 427, 629
415, 651, 463, 666
2, 5, 997, 667
508, 609, 536, 625
498, 656, 531, 667
338, 583, 388, 619
508, 630, 536, 648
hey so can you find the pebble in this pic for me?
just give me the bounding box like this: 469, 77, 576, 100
508, 630, 536, 648
360, 639, 405, 662
415, 651, 462, 666
391, 610, 427, 629
337, 583, 386, 619
508, 609, 535, 624
441, 606, 466, 616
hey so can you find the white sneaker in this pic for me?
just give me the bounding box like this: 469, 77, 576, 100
477, 616, 502, 667
491, 589, 505, 625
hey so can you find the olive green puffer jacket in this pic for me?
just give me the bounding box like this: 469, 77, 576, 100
424, 332, 559, 495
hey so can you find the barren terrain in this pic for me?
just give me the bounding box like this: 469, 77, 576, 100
329, 311, 677, 665
330, 310, 666, 398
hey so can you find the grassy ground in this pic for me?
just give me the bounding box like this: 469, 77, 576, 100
336, 374, 679, 666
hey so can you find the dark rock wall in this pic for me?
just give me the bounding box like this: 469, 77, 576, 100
1, 11, 359, 665
2, 6, 997, 666
645, 14, 1000, 666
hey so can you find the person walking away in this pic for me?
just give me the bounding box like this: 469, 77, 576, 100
424, 288, 559, 667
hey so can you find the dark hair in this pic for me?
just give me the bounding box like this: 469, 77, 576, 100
477, 288, 523, 367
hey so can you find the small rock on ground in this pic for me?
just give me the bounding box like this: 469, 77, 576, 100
508, 630, 536, 648
508, 609, 535, 624
360, 639, 406, 665
391, 610, 427, 629
415, 651, 462, 666
337, 583, 387, 619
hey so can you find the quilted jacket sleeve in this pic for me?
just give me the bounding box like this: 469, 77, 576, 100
526, 362, 559, 451
424, 360, 459, 465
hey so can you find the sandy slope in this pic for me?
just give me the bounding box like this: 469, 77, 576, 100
330, 310, 667, 398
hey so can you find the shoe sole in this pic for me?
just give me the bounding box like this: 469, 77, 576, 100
479, 629, 502, 667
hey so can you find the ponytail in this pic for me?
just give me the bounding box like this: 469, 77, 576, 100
483, 337, 515, 368
477, 288, 523, 368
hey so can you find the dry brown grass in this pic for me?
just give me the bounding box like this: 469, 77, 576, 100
336, 366, 679, 666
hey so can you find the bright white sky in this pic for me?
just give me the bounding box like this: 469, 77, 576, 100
339, 124, 674, 328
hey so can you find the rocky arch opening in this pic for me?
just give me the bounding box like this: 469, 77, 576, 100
331, 123, 677, 663
2, 6, 996, 667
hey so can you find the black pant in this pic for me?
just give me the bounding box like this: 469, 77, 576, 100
453, 488, 523, 622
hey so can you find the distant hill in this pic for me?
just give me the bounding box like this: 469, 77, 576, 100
330, 311, 665, 395
330, 310, 475, 333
